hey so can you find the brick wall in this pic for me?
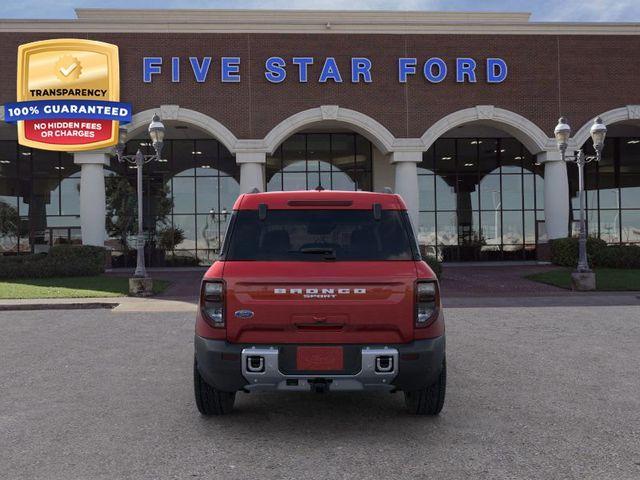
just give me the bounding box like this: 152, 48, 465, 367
1, 32, 638, 140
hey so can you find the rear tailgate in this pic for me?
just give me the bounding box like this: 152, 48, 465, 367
223, 261, 417, 344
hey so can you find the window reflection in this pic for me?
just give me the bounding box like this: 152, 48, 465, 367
621, 210, 640, 243
266, 133, 373, 192
568, 137, 640, 245
419, 137, 543, 261
114, 139, 241, 266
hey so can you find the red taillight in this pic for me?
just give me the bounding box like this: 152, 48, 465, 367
415, 280, 439, 328
200, 280, 225, 328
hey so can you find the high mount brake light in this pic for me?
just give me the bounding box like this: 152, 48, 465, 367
201, 280, 225, 328
415, 280, 439, 328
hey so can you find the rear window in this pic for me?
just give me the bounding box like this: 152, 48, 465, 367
223, 209, 417, 261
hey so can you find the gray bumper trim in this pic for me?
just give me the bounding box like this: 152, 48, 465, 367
241, 346, 399, 392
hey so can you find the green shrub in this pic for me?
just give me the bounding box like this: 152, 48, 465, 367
157, 226, 185, 251
0, 245, 106, 279
593, 244, 640, 268
550, 237, 640, 269
424, 255, 442, 278
164, 254, 201, 267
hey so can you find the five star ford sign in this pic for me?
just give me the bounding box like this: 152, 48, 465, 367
4, 39, 132, 151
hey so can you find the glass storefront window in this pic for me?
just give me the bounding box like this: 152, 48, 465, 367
195, 177, 218, 214
479, 175, 501, 211
418, 211, 436, 252
599, 210, 620, 243
524, 210, 536, 245
568, 136, 640, 245
0, 141, 18, 177
60, 175, 80, 216
173, 140, 195, 177
421, 136, 544, 260
621, 210, 640, 243
3, 133, 640, 263
103, 139, 239, 266
500, 138, 523, 173
436, 211, 457, 246
621, 174, 640, 209
267, 133, 373, 192
172, 177, 196, 213
418, 174, 435, 211
435, 175, 456, 211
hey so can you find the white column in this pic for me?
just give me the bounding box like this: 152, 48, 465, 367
74, 151, 110, 246
237, 151, 266, 193
391, 151, 421, 229
538, 151, 569, 240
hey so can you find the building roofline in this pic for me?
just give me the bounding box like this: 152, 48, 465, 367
0, 9, 638, 35
73, 9, 533, 24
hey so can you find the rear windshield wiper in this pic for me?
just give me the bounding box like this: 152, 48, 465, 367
290, 247, 337, 260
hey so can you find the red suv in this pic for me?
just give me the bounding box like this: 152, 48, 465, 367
194, 190, 445, 415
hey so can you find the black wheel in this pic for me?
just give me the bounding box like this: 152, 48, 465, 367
194, 358, 236, 415
404, 358, 446, 415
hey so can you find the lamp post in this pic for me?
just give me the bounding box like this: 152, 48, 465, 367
553, 116, 607, 289
113, 114, 165, 294
203, 207, 229, 253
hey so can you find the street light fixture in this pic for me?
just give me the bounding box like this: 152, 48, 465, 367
113, 114, 166, 291
553, 116, 607, 289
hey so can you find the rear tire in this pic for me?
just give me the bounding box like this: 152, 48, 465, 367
404, 358, 446, 415
194, 358, 236, 415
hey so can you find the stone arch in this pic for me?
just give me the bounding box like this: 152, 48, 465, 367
262, 105, 396, 155
420, 105, 553, 154
127, 105, 239, 154
572, 105, 640, 148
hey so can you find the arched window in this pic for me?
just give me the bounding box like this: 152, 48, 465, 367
106, 138, 240, 266
418, 136, 544, 261
568, 135, 640, 244
267, 133, 372, 192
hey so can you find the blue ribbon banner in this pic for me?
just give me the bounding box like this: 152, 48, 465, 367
4, 100, 132, 124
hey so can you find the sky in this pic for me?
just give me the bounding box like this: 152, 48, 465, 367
0, 0, 639, 22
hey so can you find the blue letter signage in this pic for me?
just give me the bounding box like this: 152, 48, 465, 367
143, 56, 508, 84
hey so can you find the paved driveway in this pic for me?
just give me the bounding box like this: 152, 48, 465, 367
2, 305, 639, 479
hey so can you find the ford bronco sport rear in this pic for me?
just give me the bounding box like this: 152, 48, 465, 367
194, 190, 445, 415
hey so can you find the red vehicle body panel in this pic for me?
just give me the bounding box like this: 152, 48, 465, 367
195, 190, 442, 344
234, 190, 408, 211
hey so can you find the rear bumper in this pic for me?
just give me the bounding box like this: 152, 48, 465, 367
194, 335, 445, 393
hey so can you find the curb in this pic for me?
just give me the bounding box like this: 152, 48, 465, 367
0, 302, 119, 311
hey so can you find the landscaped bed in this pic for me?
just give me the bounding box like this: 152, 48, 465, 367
0, 276, 170, 299
526, 268, 640, 291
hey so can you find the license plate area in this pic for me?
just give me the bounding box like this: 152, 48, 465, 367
296, 346, 343, 371
278, 345, 361, 374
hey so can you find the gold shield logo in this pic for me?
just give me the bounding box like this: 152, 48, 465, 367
15, 38, 121, 151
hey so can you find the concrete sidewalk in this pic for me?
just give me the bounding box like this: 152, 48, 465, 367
1, 264, 638, 311
0, 295, 197, 312
1, 291, 638, 312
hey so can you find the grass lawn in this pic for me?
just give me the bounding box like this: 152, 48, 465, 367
526, 268, 640, 291
0, 276, 170, 299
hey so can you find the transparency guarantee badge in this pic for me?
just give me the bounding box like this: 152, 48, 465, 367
4, 38, 132, 151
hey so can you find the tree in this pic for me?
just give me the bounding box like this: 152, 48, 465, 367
157, 226, 185, 252
105, 176, 173, 252
0, 201, 21, 250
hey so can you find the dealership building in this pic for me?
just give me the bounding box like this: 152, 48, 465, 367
0, 8, 639, 265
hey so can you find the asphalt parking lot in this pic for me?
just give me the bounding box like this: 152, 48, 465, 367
2, 304, 640, 479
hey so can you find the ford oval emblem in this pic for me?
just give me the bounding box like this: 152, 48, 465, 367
234, 310, 254, 319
